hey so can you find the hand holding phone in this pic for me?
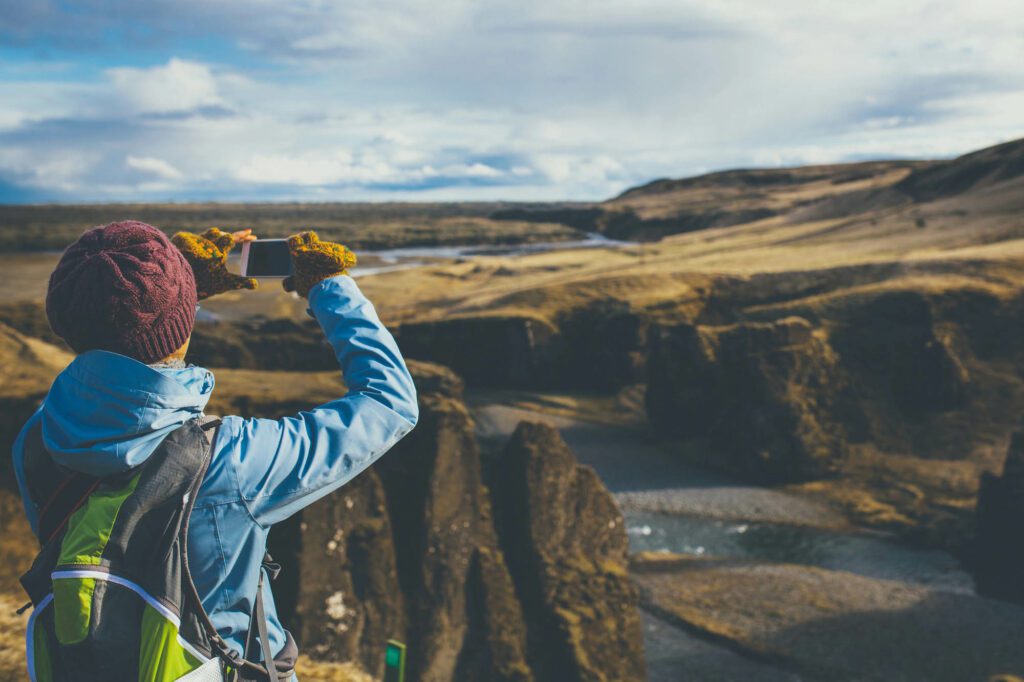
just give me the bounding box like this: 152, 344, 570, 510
281, 231, 357, 298
171, 227, 258, 299
239, 239, 295, 278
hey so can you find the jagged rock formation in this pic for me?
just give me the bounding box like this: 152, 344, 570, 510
395, 300, 647, 391
973, 431, 1024, 603
548, 301, 647, 391
646, 316, 848, 482
645, 282, 1008, 484
395, 316, 557, 388
270, 363, 532, 681
490, 422, 646, 682
829, 291, 970, 418
273, 468, 406, 670
271, 361, 644, 681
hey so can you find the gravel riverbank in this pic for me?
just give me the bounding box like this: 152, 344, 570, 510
467, 391, 1013, 681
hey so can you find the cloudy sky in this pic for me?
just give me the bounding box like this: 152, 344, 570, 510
1, 1, 1022, 203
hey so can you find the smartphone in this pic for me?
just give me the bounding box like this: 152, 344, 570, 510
239, 239, 294, 278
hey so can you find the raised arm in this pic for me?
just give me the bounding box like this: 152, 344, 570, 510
206, 235, 418, 527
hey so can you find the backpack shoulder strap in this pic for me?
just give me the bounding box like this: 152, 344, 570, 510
29, 416, 221, 545
200, 415, 222, 437
36, 472, 100, 545
180, 417, 293, 681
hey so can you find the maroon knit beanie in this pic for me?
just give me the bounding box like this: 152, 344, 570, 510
46, 220, 197, 364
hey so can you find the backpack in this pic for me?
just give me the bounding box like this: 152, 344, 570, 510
18, 417, 296, 682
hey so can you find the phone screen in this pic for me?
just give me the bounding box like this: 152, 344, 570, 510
243, 240, 294, 277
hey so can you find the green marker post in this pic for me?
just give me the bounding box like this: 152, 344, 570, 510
384, 639, 406, 682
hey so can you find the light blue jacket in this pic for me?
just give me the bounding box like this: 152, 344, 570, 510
11, 275, 419, 667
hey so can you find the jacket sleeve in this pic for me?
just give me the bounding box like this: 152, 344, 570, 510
215, 275, 418, 527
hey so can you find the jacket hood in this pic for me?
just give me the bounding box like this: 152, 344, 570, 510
41, 350, 214, 476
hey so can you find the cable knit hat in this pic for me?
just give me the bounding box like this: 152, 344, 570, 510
46, 220, 197, 364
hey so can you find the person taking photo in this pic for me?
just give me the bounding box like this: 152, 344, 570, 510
12, 221, 418, 681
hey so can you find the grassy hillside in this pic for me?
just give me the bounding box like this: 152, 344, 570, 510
353, 138, 1024, 325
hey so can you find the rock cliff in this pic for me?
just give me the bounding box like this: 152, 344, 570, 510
645, 282, 1021, 487
973, 430, 1024, 603
646, 316, 848, 482
490, 421, 646, 682
268, 361, 644, 681
394, 300, 647, 391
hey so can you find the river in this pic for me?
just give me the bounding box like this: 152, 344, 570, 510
467, 398, 978, 680
353, 231, 634, 276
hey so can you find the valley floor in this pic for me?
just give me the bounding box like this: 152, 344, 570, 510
465, 388, 1024, 681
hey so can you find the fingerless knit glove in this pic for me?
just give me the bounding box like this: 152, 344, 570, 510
283, 231, 357, 298
171, 227, 257, 300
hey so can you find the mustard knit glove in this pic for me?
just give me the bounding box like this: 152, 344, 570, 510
283, 231, 357, 298
171, 227, 257, 300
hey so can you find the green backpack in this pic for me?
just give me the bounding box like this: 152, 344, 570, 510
19, 417, 294, 682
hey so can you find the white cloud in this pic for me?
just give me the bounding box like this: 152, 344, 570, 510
235, 151, 369, 186
457, 163, 503, 178
125, 156, 184, 180
107, 59, 223, 114
0, 2, 1023, 201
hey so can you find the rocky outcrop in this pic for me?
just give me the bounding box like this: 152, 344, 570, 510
490, 422, 646, 682
395, 302, 647, 391
829, 291, 970, 418
270, 363, 531, 681
269, 468, 405, 669
546, 301, 647, 391
646, 316, 847, 482
395, 316, 557, 388
271, 361, 643, 681
644, 282, 998, 484
972, 431, 1024, 603
379, 387, 529, 682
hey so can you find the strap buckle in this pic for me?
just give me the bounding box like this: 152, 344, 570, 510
261, 552, 281, 582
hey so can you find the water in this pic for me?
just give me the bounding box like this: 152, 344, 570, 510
357, 231, 633, 275
626, 511, 975, 594
473, 403, 977, 597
